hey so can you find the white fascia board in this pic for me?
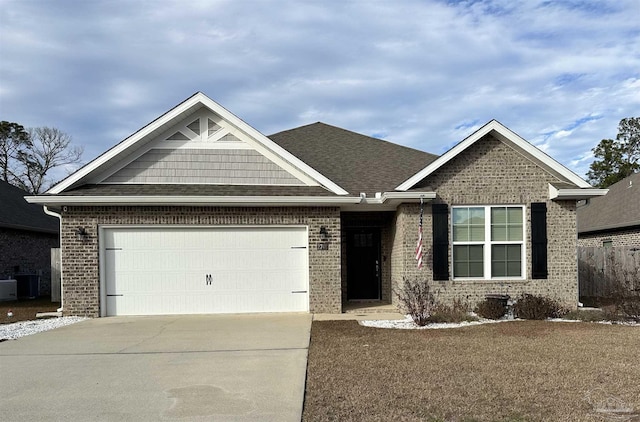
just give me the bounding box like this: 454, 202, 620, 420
48, 92, 349, 196
396, 120, 592, 191
548, 184, 608, 200
25, 195, 362, 207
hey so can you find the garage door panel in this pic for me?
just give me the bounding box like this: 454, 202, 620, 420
103, 227, 309, 316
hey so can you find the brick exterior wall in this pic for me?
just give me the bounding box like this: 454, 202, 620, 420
392, 135, 580, 309
578, 228, 640, 247
60, 206, 341, 317
0, 227, 59, 295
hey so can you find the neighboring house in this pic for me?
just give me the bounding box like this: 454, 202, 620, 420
577, 172, 640, 247
26, 92, 606, 317
0, 180, 59, 295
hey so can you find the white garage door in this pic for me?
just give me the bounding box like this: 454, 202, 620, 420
101, 226, 309, 316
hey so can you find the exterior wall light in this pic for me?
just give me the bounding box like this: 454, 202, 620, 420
319, 226, 329, 241
76, 227, 90, 241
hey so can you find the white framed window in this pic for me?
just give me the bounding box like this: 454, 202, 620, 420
452, 205, 525, 279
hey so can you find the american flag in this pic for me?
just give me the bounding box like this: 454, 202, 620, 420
415, 197, 424, 269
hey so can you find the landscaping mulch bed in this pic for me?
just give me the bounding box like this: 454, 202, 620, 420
303, 320, 640, 422
0, 297, 60, 324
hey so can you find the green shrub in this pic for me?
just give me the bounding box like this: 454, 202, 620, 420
512, 294, 566, 320
476, 297, 508, 319
395, 278, 435, 326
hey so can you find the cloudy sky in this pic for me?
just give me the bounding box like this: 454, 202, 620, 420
1, 0, 639, 183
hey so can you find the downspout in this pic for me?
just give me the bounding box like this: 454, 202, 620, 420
43, 206, 63, 313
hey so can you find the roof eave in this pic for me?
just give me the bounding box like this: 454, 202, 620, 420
548, 184, 609, 200
25, 195, 363, 207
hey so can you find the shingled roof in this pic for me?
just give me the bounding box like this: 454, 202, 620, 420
0, 181, 58, 233
269, 122, 438, 195
577, 172, 640, 234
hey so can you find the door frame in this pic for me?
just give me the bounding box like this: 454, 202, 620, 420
345, 227, 382, 301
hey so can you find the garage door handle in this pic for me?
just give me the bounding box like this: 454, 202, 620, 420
291, 246, 307, 249
291, 290, 307, 294
107, 294, 123, 297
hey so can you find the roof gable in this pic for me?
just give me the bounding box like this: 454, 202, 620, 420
396, 120, 592, 191
578, 172, 640, 233
0, 181, 58, 233
48, 93, 348, 195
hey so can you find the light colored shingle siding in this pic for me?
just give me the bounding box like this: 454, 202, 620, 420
103, 149, 305, 185
392, 135, 579, 309
60, 206, 341, 317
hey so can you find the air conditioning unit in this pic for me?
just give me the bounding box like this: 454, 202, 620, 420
0, 279, 17, 301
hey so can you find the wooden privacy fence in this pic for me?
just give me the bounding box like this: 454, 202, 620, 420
578, 246, 640, 297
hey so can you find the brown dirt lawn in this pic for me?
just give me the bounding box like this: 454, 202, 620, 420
303, 320, 640, 422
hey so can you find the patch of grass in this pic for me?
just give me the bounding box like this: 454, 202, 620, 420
563, 308, 607, 322
303, 320, 640, 422
0, 297, 59, 324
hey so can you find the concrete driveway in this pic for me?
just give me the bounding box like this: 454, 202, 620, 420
0, 313, 311, 421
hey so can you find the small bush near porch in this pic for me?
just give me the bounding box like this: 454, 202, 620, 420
303, 321, 640, 422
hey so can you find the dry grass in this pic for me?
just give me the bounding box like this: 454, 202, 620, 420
303, 320, 640, 422
0, 297, 60, 324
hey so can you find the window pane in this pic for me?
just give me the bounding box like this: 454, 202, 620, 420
454, 207, 485, 241
508, 207, 523, 223
491, 207, 523, 241
469, 208, 485, 224
453, 245, 483, 278
507, 244, 521, 260
492, 207, 507, 224
469, 262, 484, 277
507, 261, 521, 276
507, 224, 523, 241
454, 245, 469, 260
453, 226, 467, 242
492, 261, 506, 277
454, 262, 468, 277
491, 245, 521, 277
492, 226, 507, 241
469, 245, 484, 260
452, 208, 468, 224
469, 226, 485, 241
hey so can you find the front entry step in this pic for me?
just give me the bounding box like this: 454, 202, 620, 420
343, 302, 399, 314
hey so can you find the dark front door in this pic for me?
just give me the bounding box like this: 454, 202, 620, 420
346, 228, 381, 300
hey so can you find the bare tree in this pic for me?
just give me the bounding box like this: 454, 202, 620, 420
0, 121, 30, 185
18, 127, 84, 193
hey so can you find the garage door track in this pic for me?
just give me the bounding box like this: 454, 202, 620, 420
0, 313, 311, 421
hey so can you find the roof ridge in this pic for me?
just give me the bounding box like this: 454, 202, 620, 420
270, 122, 439, 158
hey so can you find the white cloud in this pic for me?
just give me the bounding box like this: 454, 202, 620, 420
0, 0, 638, 178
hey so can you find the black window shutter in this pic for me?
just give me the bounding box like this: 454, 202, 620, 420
432, 203, 449, 281
531, 202, 547, 279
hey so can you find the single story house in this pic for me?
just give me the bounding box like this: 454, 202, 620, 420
26, 92, 606, 317
1, 180, 59, 296
578, 172, 640, 247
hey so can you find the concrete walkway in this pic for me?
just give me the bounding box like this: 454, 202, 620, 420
0, 313, 311, 422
